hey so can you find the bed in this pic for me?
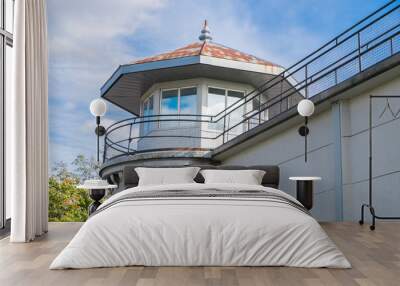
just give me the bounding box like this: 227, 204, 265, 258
50, 165, 350, 269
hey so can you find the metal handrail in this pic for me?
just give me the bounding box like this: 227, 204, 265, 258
212, 0, 399, 121
211, 1, 400, 124
221, 29, 400, 137
105, 115, 210, 131
103, 1, 400, 162
211, 5, 400, 137
103, 114, 218, 161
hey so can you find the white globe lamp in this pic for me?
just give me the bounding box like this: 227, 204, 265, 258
90, 98, 107, 117
297, 99, 315, 117
297, 99, 315, 162
89, 99, 107, 163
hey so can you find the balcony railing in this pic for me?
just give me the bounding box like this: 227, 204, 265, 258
104, 114, 212, 161
104, 1, 400, 162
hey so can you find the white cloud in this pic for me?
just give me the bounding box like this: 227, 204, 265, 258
48, 0, 167, 66
48, 0, 169, 167
134, 0, 323, 67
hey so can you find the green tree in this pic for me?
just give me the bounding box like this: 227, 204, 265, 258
49, 154, 99, 222
48, 176, 91, 222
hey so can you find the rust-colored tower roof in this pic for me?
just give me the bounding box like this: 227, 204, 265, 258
131, 20, 281, 68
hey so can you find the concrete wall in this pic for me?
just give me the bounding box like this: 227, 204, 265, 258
219, 75, 400, 222
342, 76, 400, 221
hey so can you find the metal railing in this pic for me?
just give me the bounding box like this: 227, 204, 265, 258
104, 114, 214, 161
104, 113, 272, 161
104, 1, 400, 162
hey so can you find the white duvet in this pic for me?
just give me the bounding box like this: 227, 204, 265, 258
50, 183, 350, 269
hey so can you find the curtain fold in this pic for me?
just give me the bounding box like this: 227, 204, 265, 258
8, 0, 48, 242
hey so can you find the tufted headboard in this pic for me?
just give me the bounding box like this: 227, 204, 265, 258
121, 165, 279, 191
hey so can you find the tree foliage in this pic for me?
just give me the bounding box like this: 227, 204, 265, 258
71, 155, 100, 183
49, 154, 99, 222
48, 177, 91, 222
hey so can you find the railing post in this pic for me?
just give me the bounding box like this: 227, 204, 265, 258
103, 135, 107, 163
390, 37, 393, 55
127, 123, 133, 154
280, 80, 283, 113
305, 65, 308, 99
223, 113, 226, 144
357, 32, 362, 72
335, 68, 338, 85
258, 94, 261, 126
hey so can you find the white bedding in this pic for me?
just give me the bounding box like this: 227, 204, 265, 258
50, 183, 351, 269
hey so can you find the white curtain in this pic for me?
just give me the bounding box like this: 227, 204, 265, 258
7, 0, 49, 242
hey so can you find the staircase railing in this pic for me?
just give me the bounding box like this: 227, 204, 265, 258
211, 0, 400, 142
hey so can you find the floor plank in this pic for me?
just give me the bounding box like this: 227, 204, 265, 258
0, 222, 399, 286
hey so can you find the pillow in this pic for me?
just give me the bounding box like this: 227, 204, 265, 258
135, 167, 200, 186
200, 169, 266, 185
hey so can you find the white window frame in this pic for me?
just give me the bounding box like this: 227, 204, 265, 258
142, 95, 153, 115
141, 94, 154, 116
1, 0, 14, 230
158, 86, 198, 129
207, 86, 246, 114
160, 86, 198, 115
206, 86, 246, 133
141, 94, 155, 136
160, 87, 179, 115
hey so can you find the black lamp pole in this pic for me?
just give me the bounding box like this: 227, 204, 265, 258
304, 116, 308, 162
94, 116, 106, 163
96, 116, 100, 162
297, 99, 314, 163
90, 98, 107, 164
298, 116, 310, 162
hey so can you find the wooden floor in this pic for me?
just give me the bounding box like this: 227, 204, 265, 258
0, 222, 399, 286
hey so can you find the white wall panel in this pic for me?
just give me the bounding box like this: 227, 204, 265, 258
220, 75, 400, 222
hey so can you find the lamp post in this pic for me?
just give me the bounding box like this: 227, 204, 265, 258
297, 99, 315, 162
80, 99, 113, 215
89, 99, 107, 163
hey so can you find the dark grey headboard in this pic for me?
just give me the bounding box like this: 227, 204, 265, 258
122, 165, 279, 190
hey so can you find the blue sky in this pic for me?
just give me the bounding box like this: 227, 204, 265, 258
47, 0, 389, 168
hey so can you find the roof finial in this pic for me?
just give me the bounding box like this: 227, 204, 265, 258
199, 19, 212, 42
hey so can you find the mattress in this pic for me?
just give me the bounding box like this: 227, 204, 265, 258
50, 183, 350, 269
